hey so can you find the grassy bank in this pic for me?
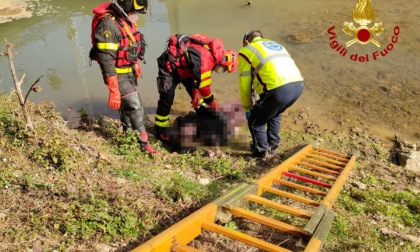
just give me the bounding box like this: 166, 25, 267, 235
0, 94, 418, 251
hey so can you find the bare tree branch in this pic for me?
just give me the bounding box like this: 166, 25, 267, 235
24, 75, 43, 105
5, 39, 35, 132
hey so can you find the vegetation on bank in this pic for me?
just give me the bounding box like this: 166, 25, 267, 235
0, 93, 418, 252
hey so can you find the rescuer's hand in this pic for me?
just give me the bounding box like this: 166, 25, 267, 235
133, 62, 141, 79
106, 76, 121, 110
208, 100, 219, 110
191, 88, 201, 108
245, 111, 251, 120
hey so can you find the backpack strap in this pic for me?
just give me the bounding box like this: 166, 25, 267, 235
115, 19, 136, 45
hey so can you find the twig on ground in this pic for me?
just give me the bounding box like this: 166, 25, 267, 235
380, 228, 420, 244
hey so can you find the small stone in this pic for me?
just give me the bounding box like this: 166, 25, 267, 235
94, 244, 112, 252
313, 138, 323, 147
298, 112, 309, 120
351, 181, 367, 190
286, 33, 311, 43
351, 126, 364, 133
405, 151, 420, 174
0, 213, 7, 219
198, 177, 210, 185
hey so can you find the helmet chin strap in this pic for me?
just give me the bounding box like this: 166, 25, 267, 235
111, 0, 129, 19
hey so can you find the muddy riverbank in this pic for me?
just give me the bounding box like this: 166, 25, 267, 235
1, 0, 419, 148
0, 0, 34, 24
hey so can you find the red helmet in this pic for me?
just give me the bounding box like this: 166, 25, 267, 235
219, 49, 238, 73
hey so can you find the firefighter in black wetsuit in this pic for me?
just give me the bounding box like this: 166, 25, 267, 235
90, 0, 161, 156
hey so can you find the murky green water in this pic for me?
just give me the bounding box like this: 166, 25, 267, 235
1, 0, 419, 144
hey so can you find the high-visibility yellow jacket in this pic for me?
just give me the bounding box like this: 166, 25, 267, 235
238, 37, 304, 112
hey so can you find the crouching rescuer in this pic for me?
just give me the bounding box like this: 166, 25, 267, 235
90, 0, 162, 156
154, 33, 238, 143
239, 30, 304, 158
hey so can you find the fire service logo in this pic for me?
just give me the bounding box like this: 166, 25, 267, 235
327, 0, 400, 62
343, 0, 383, 47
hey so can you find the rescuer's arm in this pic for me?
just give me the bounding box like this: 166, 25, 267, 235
188, 48, 217, 107
94, 17, 121, 77
94, 17, 122, 110
238, 50, 253, 115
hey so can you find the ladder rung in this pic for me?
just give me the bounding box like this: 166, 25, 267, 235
273, 178, 328, 196
310, 150, 349, 162
313, 146, 350, 158
262, 186, 320, 206
288, 166, 337, 182
301, 158, 344, 171
282, 172, 332, 188
296, 161, 341, 175
229, 207, 306, 237
306, 153, 347, 166
202, 221, 292, 252
177, 244, 202, 252
245, 194, 312, 219
132, 145, 356, 252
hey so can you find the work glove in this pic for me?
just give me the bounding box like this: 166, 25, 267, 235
207, 100, 219, 110
106, 76, 121, 110
191, 88, 201, 108
245, 111, 251, 120
133, 62, 141, 79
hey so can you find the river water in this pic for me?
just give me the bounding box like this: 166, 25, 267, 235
0, 0, 419, 146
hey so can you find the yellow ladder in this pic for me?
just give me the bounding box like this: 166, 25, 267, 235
132, 144, 356, 252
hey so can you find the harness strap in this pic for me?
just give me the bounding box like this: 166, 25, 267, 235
116, 19, 136, 44
121, 90, 139, 99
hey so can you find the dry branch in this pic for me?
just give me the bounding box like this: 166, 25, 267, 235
5, 39, 35, 132
380, 228, 420, 244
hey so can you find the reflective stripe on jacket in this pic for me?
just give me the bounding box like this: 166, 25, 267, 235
176, 43, 216, 100
94, 13, 141, 76
238, 37, 303, 112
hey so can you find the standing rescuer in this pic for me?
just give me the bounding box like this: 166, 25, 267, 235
154, 33, 238, 143
238, 30, 304, 158
90, 0, 162, 156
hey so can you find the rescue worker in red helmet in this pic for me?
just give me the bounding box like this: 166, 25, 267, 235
90, 0, 162, 156
154, 33, 238, 143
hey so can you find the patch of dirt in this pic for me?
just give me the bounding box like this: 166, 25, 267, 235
0, 8, 23, 16
0, 0, 33, 23
286, 33, 312, 44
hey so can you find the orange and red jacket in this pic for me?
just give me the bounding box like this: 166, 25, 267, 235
167, 34, 221, 103
91, 2, 143, 77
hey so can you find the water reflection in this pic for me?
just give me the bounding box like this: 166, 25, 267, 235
46, 68, 62, 90
0, 0, 170, 127
0, 0, 418, 144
